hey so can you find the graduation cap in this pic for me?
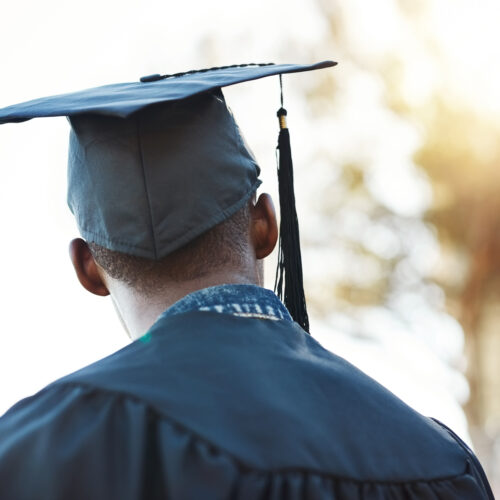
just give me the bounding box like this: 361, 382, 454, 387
0, 61, 337, 332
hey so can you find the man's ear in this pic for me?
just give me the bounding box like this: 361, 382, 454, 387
250, 193, 279, 259
69, 238, 110, 296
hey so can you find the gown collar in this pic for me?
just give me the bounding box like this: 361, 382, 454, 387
159, 284, 292, 322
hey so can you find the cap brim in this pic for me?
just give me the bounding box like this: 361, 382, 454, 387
0, 61, 337, 124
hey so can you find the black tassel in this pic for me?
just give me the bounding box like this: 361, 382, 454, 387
274, 80, 310, 333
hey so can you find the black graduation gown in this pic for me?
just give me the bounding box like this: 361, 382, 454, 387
0, 311, 493, 499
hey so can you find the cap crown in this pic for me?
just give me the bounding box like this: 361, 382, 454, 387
68, 90, 260, 258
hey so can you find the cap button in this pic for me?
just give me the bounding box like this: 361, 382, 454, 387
140, 74, 163, 83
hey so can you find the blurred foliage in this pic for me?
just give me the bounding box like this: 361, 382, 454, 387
306, 0, 500, 458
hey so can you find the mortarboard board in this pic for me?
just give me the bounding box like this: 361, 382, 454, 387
0, 61, 337, 331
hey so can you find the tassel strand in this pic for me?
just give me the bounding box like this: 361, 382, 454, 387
274, 79, 310, 332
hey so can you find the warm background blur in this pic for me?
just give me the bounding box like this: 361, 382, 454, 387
1, 0, 499, 494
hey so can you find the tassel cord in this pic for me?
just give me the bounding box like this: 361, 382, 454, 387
275, 103, 310, 332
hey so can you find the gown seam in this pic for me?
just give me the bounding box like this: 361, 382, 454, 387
41, 380, 473, 487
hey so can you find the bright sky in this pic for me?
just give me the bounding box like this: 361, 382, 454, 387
1, 0, 498, 444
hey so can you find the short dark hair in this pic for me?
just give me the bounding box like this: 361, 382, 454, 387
88, 202, 252, 296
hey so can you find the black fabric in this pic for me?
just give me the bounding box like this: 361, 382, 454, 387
275, 109, 309, 332
0, 312, 492, 499
66, 91, 261, 259
0, 62, 336, 124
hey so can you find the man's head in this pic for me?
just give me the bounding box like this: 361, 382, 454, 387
0, 62, 336, 335
69, 193, 278, 338
64, 88, 279, 339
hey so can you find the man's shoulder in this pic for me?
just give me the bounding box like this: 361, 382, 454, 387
17, 314, 472, 475
0, 312, 492, 498
0, 384, 489, 500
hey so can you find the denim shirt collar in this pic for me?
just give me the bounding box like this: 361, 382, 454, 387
159, 284, 292, 322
